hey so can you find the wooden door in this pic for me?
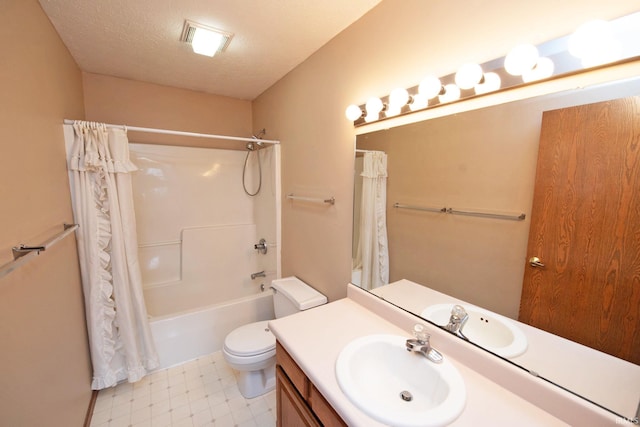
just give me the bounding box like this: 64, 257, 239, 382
519, 96, 640, 364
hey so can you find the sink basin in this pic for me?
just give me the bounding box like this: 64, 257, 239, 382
335, 334, 466, 427
421, 304, 528, 358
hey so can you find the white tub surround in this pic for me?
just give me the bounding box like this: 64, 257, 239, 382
143, 224, 268, 317
269, 284, 624, 426
130, 143, 281, 317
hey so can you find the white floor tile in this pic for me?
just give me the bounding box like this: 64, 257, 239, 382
248, 398, 269, 417
206, 391, 226, 407
254, 411, 276, 427
150, 388, 171, 404
192, 408, 213, 426
90, 350, 277, 427
131, 406, 152, 424
212, 413, 235, 427
188, 386, 208, 402
151, 412, 172, 427
189, 397, 210, 414
230, 406, 254, 424
210, 401, 232, 419
109, 413, 131, 427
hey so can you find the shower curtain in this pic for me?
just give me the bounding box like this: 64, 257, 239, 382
355, 151, 389, 290
69, 121, 158, 389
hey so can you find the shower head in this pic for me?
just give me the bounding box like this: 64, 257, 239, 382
246, 141, 263, 151
247, 129, 266, 151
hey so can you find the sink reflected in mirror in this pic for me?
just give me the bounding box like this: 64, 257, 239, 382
422, 303, 527, 359
335, 334, 466, 427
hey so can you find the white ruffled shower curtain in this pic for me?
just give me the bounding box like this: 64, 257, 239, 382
355, 151, 389, 290
69, 121, 158, 389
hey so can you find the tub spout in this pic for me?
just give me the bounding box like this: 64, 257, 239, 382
251, 270, 266, 280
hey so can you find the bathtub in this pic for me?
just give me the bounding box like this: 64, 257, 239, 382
149, 290, 275, 369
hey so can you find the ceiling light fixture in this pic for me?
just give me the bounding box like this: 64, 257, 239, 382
181, 20, 233, 57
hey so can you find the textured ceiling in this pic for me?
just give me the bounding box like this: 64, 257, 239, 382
39, 0, 381, 100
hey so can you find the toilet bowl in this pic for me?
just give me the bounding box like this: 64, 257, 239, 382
222, 276, 327, 398
223, 320, 276, 398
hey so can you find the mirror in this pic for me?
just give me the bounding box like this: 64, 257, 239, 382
352, 77, 640, 420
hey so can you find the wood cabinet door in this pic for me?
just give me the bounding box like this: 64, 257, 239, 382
276, 366, 320, 427
519, 96, 640, 364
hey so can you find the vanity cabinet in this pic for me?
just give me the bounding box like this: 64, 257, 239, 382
276, 341, 346, 427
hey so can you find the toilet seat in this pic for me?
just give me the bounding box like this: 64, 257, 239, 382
223, 320, 275, 358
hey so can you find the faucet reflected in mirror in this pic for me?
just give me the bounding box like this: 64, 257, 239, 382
444, 305, 469, 341
352, 76, 640, 421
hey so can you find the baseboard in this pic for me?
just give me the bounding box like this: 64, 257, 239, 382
83, 390, 99, 427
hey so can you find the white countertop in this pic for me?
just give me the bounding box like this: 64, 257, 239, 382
269, 287, 581, 426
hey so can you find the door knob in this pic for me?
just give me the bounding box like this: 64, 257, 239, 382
529, 256, 545, 268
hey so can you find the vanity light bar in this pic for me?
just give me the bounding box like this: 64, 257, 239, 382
346, 12, 640, 126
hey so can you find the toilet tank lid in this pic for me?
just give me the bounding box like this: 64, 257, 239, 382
271, 276, 327, 310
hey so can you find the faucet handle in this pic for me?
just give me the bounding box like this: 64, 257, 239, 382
451, 305, 467, 318
412, 323, 430, 344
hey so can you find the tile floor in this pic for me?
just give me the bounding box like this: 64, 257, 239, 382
90, 351, 277, 427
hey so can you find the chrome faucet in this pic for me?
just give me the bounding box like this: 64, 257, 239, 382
406, 324, 443, 363
250, 270, 266, 280
445, 305, 469, 340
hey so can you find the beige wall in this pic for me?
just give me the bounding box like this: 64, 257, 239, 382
0, 1, 92, 426
252, 0, 640, 303
83, 73, 253, 149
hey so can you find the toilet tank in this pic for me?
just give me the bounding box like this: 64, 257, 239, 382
271, 276, 327, 318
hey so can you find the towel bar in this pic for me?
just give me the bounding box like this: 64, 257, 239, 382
0, 223, 79, 279
393, 203, 525, 221
287, 193, 335, 205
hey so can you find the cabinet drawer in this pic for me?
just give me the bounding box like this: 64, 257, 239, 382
276, 341, 310, 399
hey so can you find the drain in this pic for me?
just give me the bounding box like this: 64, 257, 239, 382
399, 390, 413, 402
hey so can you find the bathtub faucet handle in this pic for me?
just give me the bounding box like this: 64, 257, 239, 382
254, 238, 268, 254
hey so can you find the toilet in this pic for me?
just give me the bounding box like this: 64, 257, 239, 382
222, 276, 327, 398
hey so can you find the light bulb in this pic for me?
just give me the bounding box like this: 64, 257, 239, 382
438, 84, 461, 103
455, 63, 483, 90
569, 20, 622, 68
410, 93, 428, 111
191, 27, 224, 57
504, 44, 539, 76
419, 75, 443, 99
345, 104, 363, 121
389, 88, 410, 109
385, 106, 401, 117
522, 57, 555, 82
365, 97, 384, 115
364, 113, 379, 123
474, 72, 501, 94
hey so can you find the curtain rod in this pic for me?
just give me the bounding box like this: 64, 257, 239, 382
63, 120, 280, 145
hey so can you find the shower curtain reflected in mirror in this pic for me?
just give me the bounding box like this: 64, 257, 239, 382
354, 151, 389, 290
68, 121, 158, 389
